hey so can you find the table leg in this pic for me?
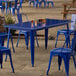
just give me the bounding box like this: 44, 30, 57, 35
30, 31, 35, 67
5, 28, 10, 61
45, 28, 48, 49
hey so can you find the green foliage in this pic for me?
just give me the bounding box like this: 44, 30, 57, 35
5, 15, 15, 25
5, 15, 16, 35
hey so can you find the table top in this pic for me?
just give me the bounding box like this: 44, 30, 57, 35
4, 19, 71, 31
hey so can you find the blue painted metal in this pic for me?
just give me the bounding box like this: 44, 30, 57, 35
16, 14, 39, 49
4, 19, 71, 67
55, 22, 74, 48
55, 29, 73, 48
47, 36, 76, 76
29, 0, 54, 8
30, 30, 34, 67
11, 0, 23, 15
35, 0, 46, 7
45, 28, 48, 49
0, 1, 5, 13
5, 28, 15, 62
5, 28, 10, 62
29, 0, 36, 7
1, 0, 15, 14
0, 32, 15, 53
0, 46, 14, 72
0, 33, 7, 46
47, 1, 54, 8
39, 0, 46, 7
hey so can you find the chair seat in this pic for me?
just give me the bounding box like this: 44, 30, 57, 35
21, 30, 27, 33
47, 47, 76, 76
0, 6, 5, 8
55, 29, 75, 48
51, 48, 72, 54
0, 32, 8, 37
0, 46, 14, 72
0, 46, 10, 51
58, 29, 74, 34
0, 32, 15, 53
0, 32, 12, 37
0, 6, 2, 8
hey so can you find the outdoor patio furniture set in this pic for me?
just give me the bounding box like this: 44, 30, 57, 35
0, 1, 76, 76
29, 0, 54, 8
3, 17, 76, 76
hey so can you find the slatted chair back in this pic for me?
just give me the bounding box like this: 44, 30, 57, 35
17, 13, 23, 26
20, 0, 23, 8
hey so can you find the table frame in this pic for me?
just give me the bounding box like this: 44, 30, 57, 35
4, 19, 71, 67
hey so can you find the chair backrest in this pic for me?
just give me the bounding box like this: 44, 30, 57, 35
15, 0, 18, 8
71, 34, 76, 52
20, 0, 23, 7
15, 0, 22, 8
17, 13, 23, 25
0, 2, 2, 6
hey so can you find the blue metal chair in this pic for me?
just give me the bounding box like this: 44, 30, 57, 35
46, 0, 54, 8
55, 14, 76, 48
11, 0, 23, 15
47, 37, 76, 76
36, 0, 46, 7
29, 0, 36, 7
0, 46, 14, 72
0, 32, 15, 53
55, 29, 74, 48
16, 14, 39, 49
0, 1, 5, 13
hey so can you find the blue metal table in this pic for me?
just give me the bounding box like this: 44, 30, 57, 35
4, 19, 71, 67
1, 0, 15, 14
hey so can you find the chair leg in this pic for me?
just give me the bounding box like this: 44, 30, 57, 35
17, 8, 20, 14
11, 8, 15, 16
8, 51, 14, 73
24, 32, 29, 49
72, 54, 76, 68
1, 8, 4, 14
64, 33, 70, 48
51, 2, 54, 8
1, 38, 5, 46
29, 1, 31, 6
36, 2, 38, 7
47, 53, 53, 75
35, 33, 39, 48
10, 35, 15, 53
21, 7, 23, 14
34, 1, 36, 7
0, 54, 3, 69
16, 31, 21, 47
5, 54, 7, 62
44, 2, 46, 7
39, 3, 41, 7
63, 55, 70, 76
55, 31, 60, 48
58, 56, 62, 70
47, 2, 49, 7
